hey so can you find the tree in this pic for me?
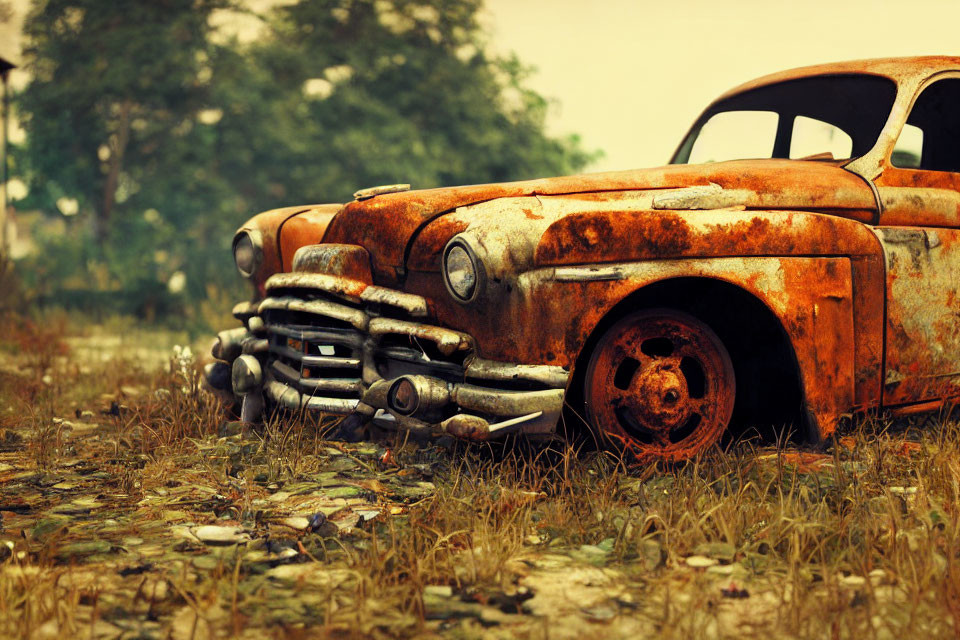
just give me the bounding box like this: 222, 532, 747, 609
14, 0, 597, 322
19, 0, 229, 244
218, 0, 596, 204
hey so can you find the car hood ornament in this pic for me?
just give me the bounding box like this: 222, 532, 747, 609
353, 184, 411, 201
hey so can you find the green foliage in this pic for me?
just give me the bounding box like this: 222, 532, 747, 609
14, 0, 598, 324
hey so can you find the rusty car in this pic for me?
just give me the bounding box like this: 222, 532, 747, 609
203, 56, 960, 462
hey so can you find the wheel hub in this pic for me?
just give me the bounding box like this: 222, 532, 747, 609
627, 361, 691, 431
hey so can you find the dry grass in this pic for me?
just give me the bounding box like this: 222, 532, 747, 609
0, 312, 959, 638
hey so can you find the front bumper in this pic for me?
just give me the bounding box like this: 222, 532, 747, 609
206, 272, 568, 439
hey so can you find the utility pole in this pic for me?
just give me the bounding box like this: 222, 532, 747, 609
0, 57, 13, 258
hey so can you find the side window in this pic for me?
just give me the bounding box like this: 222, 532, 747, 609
891, 124, 923, 169
892, 78, 960, 171
789, 115, 853, 160
687, 110, 778, 164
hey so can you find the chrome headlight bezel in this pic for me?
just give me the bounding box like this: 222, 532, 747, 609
233, 230, 263, 279
442, 237, 485, 304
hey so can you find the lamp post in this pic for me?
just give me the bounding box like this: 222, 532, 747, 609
0, 57, 13, 258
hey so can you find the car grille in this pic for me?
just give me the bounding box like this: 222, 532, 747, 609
257, 273, 473, 413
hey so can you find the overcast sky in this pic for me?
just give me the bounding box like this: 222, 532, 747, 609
4, 0, 960, 173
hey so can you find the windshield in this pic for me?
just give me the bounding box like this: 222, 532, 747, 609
672, 74, 898, 164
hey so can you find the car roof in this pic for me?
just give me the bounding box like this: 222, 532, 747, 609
716, 56, 960, 102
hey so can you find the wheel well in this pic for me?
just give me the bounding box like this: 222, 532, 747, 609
565, 277, 809, 445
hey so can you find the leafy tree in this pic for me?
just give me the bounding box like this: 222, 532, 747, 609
221, 0, 596, 203
18, 0, 229, 243
15, 0, 597, 323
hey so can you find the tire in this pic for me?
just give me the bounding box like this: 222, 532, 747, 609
584, 308, 735, 463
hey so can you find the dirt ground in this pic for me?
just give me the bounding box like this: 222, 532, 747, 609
1, 316, 959, 639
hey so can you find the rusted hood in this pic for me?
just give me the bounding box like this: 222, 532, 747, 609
321, 160, 876, 276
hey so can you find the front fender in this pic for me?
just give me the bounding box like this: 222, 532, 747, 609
406, 256, 864, 439
236, 204, 342, 296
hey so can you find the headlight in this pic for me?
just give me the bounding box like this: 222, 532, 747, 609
233, 230, 262, 278
442, 239, 484, 302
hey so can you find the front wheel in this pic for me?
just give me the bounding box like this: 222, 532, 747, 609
584, 308, 735, 463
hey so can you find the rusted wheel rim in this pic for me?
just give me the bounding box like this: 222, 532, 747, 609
585, 309, 735, 463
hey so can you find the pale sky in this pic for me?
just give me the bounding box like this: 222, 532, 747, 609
481, 0, 960, 171
4, 0, 960, 172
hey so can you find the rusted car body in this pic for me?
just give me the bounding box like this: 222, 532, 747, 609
205, 57, 960, 462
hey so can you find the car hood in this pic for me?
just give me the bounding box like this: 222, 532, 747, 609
320, 159, 877, 279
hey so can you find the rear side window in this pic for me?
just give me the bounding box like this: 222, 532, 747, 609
891, 124, 924, 169
892, 78, 960, 172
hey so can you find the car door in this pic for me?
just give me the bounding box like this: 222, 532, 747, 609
873, 75, 960, 408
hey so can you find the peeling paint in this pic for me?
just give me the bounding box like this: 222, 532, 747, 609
207, 56, 960, 462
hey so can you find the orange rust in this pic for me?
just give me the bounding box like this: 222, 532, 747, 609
291, 243, 373, 283
329, 160, 877, 276
772, 452, 834, 473
713, 56, 960, 104
237, 204, 340, 296
220, 56, 960, 460
584, 309, 735, 462
277, 206, 339, 272
534, 206, 881, 266
406, 216, 470, 271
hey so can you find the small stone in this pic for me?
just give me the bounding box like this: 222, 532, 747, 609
192, 525, 249, 545
685, 555, 719, 568
840, 575, 867, 587
80, 410, 95, 420
282, 517, 310, 531
56, 540, 112, 559
424, 585, 453, 598
707, 564, 735, 575
355, 509, 381, 522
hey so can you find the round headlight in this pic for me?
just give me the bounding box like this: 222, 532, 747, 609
443, 240, 483, 302
233, 231, 261, 278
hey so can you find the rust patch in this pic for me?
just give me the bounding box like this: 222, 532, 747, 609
292, 243, 373, 283
278, 206, 339, 272
535, 208, 879, 266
